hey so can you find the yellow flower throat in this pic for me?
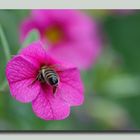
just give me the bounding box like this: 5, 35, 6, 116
45, 26, 63, 44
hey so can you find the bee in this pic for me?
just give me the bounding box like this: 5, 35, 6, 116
34, 66, 59, 94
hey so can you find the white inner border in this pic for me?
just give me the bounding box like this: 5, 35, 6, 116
0, 134, 140, 140
0, 0, 140, 9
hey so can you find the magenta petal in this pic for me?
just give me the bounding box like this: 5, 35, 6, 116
66, 12, 94, 41
32, 87, 70, 120
58, 68, 84, 106
6, 56, 40, 103
48, 41, 100, 69
20, 41, 46, 65
6, 55, 38, 83
31, 10, 51, 27
31, 10, 75, 26
9, 79, 40, 103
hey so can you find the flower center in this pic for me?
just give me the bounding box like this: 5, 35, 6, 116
45, 25, 64, 45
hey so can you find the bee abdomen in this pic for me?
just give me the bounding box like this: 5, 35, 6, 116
44, 70, 56, 77
44, 69, 58, 86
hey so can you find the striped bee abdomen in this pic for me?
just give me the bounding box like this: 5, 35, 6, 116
41, 67, 59, 86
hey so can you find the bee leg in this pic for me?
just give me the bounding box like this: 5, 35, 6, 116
29, 73, 40, 87
31, 78, 37, 85
53, 86, 57, 95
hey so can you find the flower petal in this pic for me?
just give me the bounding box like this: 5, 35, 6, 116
48, 41, 100, 69
58, 68, 84, 106
9, 79, 40, 103
20, 41, 46, 66
65, 11, 95, 41
6, 55, 38, 83
6, 55, 40, 103
32, 87, 70, 120
31, 10, 76, 27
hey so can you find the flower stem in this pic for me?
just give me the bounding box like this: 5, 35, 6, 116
0, 25, 11, 91
0, 25, 11, 61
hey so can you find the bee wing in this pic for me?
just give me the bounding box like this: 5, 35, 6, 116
49, 64, 61, 69
49, 64, 66, 72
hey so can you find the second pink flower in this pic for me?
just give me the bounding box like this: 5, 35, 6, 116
20, 10, 101, 70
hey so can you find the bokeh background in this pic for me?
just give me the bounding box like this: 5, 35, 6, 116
0, 10, 140, 131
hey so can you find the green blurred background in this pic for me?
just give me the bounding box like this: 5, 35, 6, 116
0, 10, 140, 131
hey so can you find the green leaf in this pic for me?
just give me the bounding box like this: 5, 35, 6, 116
22, 29, 40, 48
102, 74, 140, 97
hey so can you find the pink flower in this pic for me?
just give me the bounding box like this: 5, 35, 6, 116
20, 10, 101, 70
6, 41, 84, 120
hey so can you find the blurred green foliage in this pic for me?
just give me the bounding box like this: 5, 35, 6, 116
0, 10, 140, 131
